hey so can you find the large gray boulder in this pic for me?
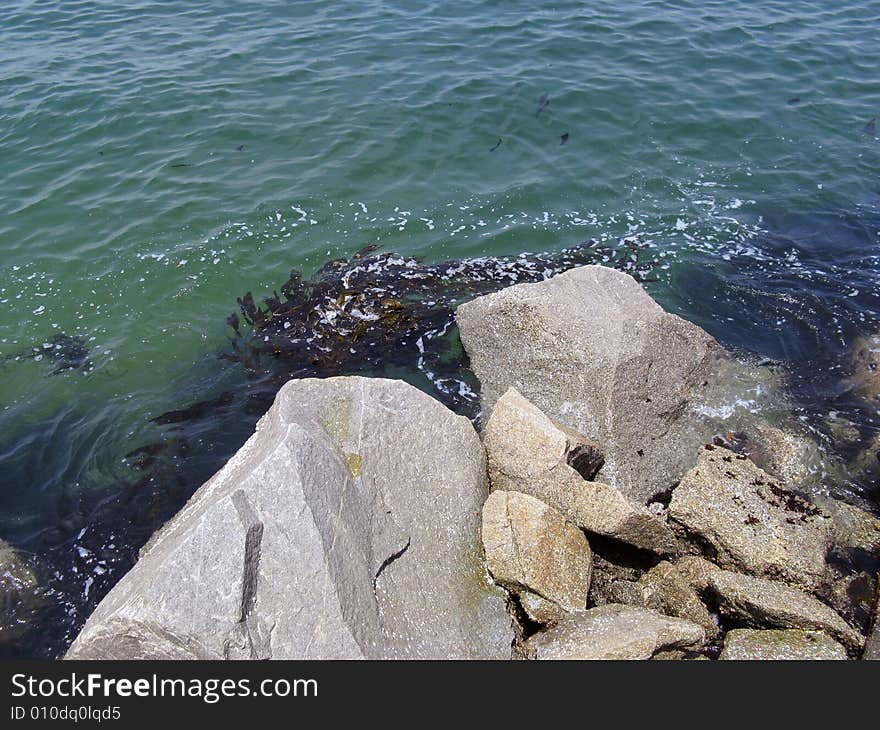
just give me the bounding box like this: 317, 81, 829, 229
456, 264, 776, 505
483, 388, 676, 553
669, 446, 831, 591
524, 604, 705, 660
66, 377, 513, 659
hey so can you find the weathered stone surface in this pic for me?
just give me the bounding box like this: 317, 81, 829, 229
0, 539, 40, 645
524, 604, 705, 660
813, 496, 880, 554
457, 264, 777, 504
520, 591, 566, 626
484, 388, 676, 553
638, 561, 719, 638
482, 491, 592, 613
67, 377, 513, 659
707, 570, 863, 652
673, 555, 722, 592
719, 629, 847, 660
669, 446, 830, 590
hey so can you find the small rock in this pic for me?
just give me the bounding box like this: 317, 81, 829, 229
524, 604, 705, 660
639, 561, 719, 638
747, 425, 826, 489
827, 571, 876, 632
484, 388, 677, 554
813, 496, 880, 554
0, 539, 40, 645
674, 555, 722, 592
669, 445, 830, 591
520, 591, 566, 626
707, 570, 863, 652
482, 491, 592, 613
719, 629, 847, 660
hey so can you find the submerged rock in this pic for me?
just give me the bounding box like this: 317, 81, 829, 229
66, 377, 513, 659
669, 445, 831, 591
481, 491, 592, 614
524, 604, 705, 660
719, 629, 847, 660
457, 264, 781, 505
707, 570, 863, 652
847, 331, 880, 406
484, 388, 676, 553
0, 539, 40, 646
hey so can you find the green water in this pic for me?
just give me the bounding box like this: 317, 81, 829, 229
2, 0, 880, 656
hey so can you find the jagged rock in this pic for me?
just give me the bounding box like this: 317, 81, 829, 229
524, 604, 705, 660
673, 555, 722, 592
520, 591, 566, 626
66, 377, 513, 659
482, 490, 592, 613
0, 539, 40, 645
456, 264, 781, 505
747, 425, 826, 489
638, 561, 719, 638
813, 496, 880, 554
484, 388, 676, 553
707, 570, 863, 652
719, 629, 847, 660
668, 445, 831, 590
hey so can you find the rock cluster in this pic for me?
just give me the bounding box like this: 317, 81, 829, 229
65, 264, 879, 661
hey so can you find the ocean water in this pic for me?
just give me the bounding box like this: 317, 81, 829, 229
2, 0, 880, 657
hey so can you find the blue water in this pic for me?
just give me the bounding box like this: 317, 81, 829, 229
2, 0, 880, 657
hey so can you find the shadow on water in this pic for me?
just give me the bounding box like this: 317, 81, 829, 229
3, 208, 880, 658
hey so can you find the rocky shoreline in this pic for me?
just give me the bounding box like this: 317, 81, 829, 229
31, 264, 880, 659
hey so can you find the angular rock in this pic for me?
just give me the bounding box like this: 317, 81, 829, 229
67, 377, 513, 659
747, 425, 826, 490
707, 570, 863, 652
719, 629, 847, 660
813, 496, 880, 555
638, 561, 719, 638
520, 591, 566, 626
484, 388, 676, 553
673, 555, 722, 592
457, 264, 780, 504
669, 445, 830, 590
524, 604, 705, 660
482, 490, 592, 613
